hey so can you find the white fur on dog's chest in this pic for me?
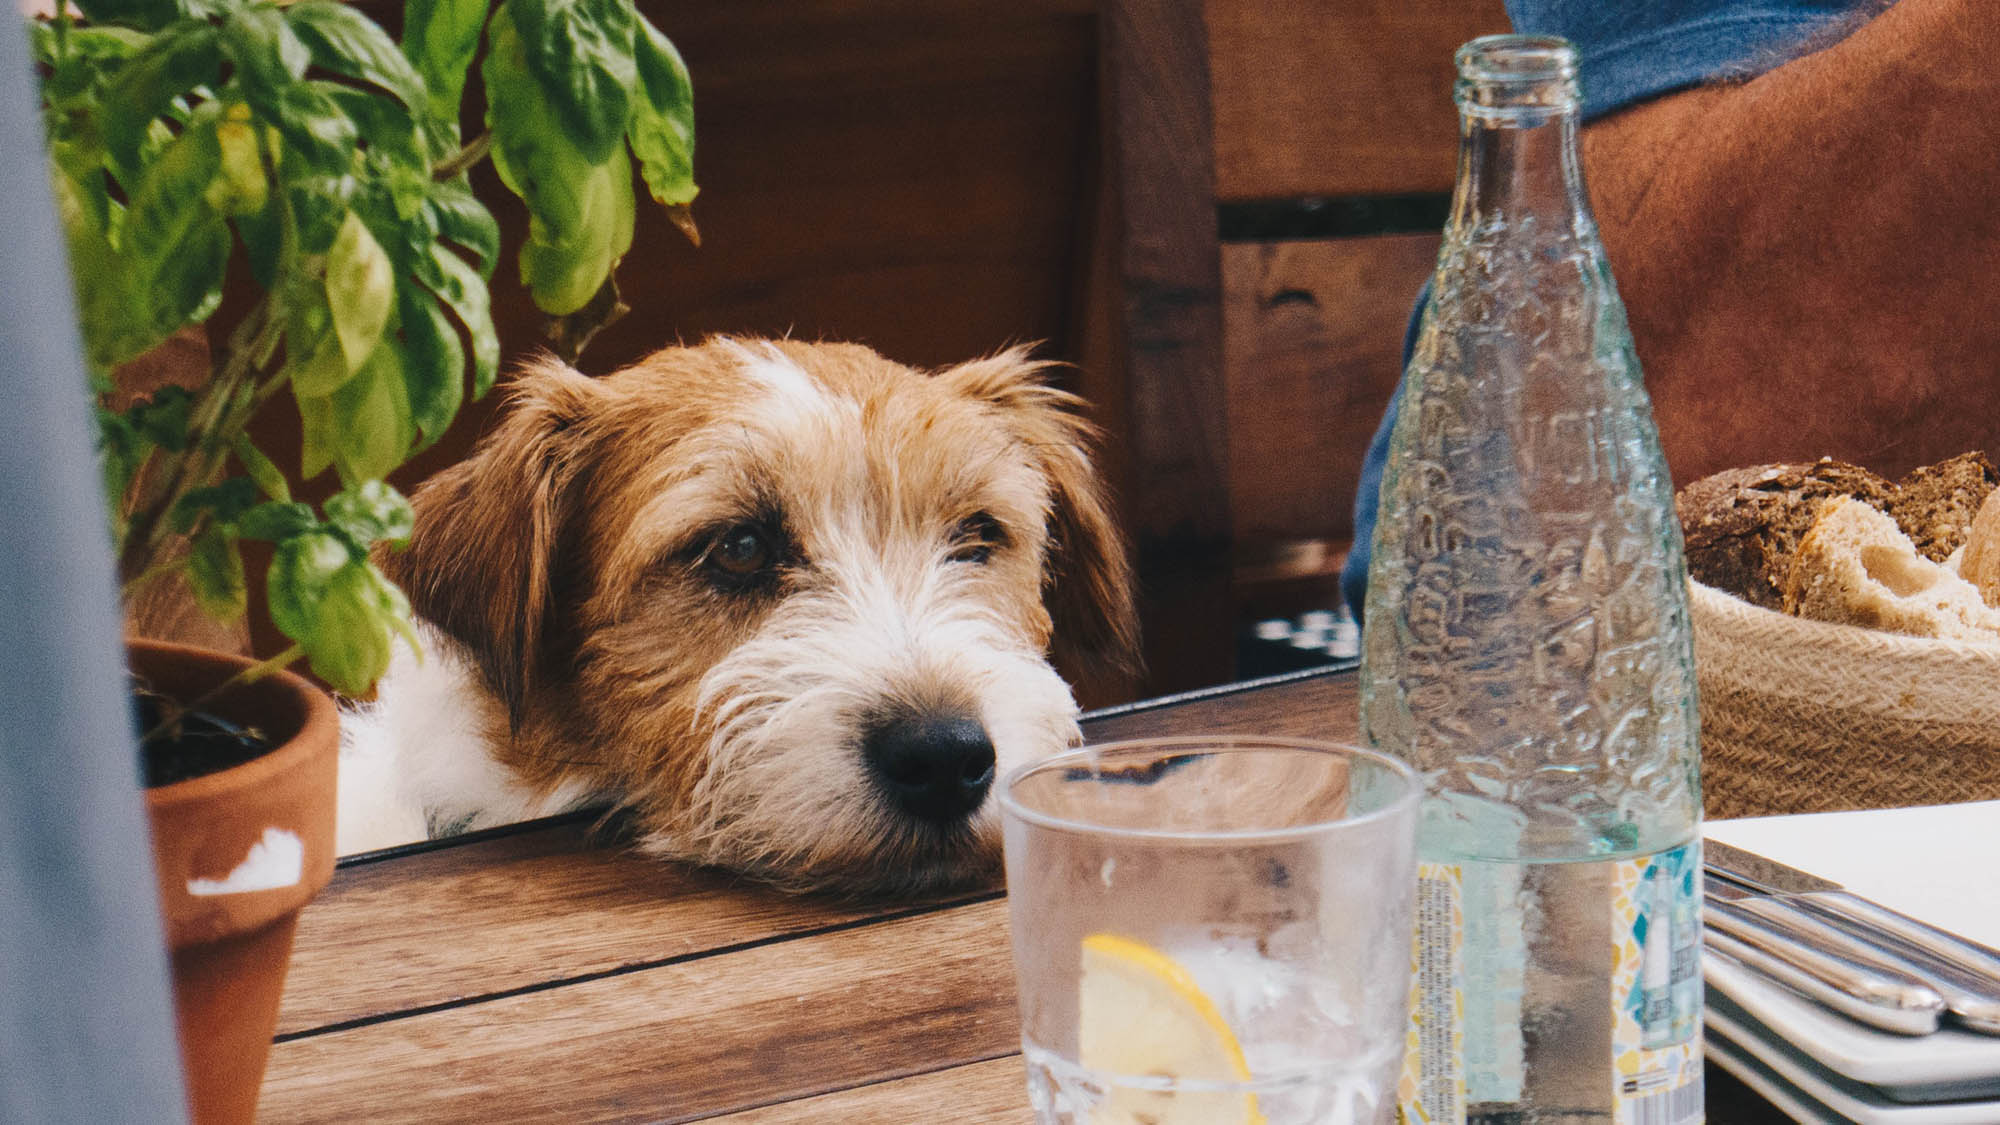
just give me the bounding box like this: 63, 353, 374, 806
335, 627, 602, 855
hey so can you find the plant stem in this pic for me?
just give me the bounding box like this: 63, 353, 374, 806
120, 555, 185, 601
138, 642, 305, 746
434, 132, 491, 181
117, 296, 284, 584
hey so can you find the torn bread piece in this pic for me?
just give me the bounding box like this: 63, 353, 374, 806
1782, 497, 2000, 643
1955, 489, 2000, 609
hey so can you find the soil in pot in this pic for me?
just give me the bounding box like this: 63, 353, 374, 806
135, 683, 274, 789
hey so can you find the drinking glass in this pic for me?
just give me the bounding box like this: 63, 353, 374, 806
999, 735, 1419, 1125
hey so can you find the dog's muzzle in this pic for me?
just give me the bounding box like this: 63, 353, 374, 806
862, 712, 996, 825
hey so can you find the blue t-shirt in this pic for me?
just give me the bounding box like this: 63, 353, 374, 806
1340, 0, 1873, 619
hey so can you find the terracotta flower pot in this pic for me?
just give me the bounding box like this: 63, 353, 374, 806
133, 639, 339, 1125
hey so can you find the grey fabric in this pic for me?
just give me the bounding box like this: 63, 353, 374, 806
0, 10, 190, 1124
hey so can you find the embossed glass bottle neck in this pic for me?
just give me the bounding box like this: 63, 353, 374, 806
1447, 35, 1593, 240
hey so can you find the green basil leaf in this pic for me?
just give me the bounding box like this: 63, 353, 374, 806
95, 406, 145, 523
328, 337, 416, 484
322, 87, 430, 215
326, 479, 415, 545
34, 23, 151, 69
232, 434, 292, 502
296, 389, 337, 480
285, 286, 353, 399
423, 242, 499, 397
398, 283, 464, 450
402, 0, 488, 131
73, 0, 184, 35
301, 559, 408, 694
126, 385, 193, 450
119, 120, 230, 359
267, 82, 359, 176
626, 15, 696, 208
99, 23, 222, 182
238, 500, 318, 541
48, 163, 157, 371
501, 0, 635, 164
187, 525, 247, 622
323, 209, 394, 378
169, 477, 261, 534
286, 1, 429, 118
205, 102, 268, 216
424, 177, 499, 278
486, 9, 635, 316
219, 4, 310, 108
284, 169, 361, 257
267, 529, 354, 640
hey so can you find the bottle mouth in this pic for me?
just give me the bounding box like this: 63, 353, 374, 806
1455, 34, 1580, 121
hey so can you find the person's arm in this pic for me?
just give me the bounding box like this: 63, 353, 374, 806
1581, 0, 2000, 481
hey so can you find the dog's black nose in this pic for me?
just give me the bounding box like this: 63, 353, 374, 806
863, 714, 996, 824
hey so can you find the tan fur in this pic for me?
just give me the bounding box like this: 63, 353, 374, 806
367, 338, 1136, 893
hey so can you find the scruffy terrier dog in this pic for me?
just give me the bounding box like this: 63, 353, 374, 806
336, 338, 1138, 893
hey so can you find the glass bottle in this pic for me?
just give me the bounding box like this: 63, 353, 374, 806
1359, 35, 1702, 1125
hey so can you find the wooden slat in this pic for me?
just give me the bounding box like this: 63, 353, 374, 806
1082, 0, 1235, 695
275, 822, 973, 1036
1222, 235, 1440, 557
260, 899, 1019, 1124
705, 1056, 1029, 1123
1206, 0, 1510, 200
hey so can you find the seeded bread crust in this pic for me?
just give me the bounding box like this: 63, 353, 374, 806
1675, 459, 1894, 610
1887, 451, 1999, 563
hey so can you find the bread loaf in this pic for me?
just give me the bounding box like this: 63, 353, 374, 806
1887, 451, 1999, 563
1675, 459, 1893, 610
1781, 498, 2000, 643
1955, 489, 2000, 608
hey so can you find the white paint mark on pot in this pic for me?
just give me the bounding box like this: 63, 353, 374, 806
186, 827, 305, 896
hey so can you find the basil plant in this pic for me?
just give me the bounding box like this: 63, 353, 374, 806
32, 0, 696, 697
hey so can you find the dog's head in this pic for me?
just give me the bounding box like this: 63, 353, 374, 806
384, 338, 1137, 893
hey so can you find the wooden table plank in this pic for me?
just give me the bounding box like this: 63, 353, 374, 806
277, 819, 968, 1036
1082, 667, 1360, 746
704, 1056, 1030, 1123
261, 897, 1019, 1123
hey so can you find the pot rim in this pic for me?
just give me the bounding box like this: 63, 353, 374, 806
130, 637, 340, 810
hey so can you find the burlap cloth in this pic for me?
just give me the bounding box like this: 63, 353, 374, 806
1691, 580, 2000, 819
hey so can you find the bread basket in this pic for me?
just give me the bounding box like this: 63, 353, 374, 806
1691, 579, 2000, 819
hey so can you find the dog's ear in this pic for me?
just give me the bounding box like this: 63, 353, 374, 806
380, 357, 606, 725
941, 348, 1142, 679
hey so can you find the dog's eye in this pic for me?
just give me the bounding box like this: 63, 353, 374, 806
948, 512, 1007, 564
706, 524, 777, 582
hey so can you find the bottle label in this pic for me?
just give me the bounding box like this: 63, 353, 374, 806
1398, 863, 1467, 1123
1612, 841, 1704, 1125
1396, 846, 1703, 1124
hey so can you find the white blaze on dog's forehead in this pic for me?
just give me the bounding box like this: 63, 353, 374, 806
186, 826, 304, 896
719, 339, 839, 420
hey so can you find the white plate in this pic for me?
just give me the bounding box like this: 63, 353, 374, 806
1705, 951, 2000, 1101
1706, 1004, 2000, 1124
1706, 1028, 1842, 1125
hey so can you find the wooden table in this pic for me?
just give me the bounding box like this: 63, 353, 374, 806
258, 666, 1776, 1122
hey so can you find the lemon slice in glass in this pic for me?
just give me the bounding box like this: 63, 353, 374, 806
1078, 933, 1265, 1125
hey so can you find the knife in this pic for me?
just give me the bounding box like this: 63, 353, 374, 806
1702, 891, 1945, 1035
1707, 839, 2000, 1035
